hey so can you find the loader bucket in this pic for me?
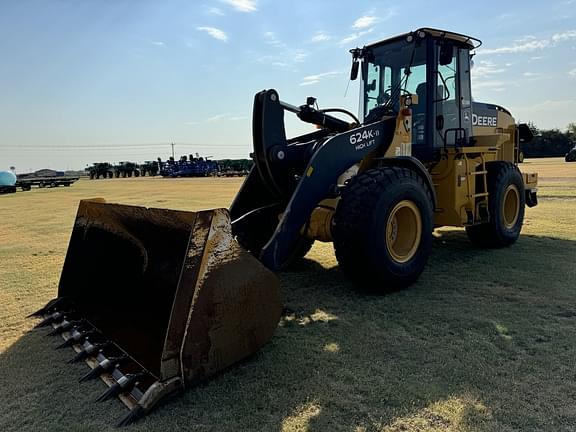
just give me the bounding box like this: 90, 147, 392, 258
32, 200, 282, 426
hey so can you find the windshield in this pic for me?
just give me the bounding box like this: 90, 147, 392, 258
362, 38, 427, 123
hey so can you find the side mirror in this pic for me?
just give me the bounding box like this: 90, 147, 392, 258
350, 61, 359, 81
439, 43, 453, 66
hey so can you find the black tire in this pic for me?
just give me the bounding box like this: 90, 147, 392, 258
333, 166, 434, 290
466, 162, 525, 248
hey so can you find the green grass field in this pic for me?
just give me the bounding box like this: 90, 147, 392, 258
1, 158, 575, 432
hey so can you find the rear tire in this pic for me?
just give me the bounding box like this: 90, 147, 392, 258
333, 166, 433, 291
466, 162, 525, 248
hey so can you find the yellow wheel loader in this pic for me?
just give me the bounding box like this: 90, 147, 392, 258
31, 28, 538, 425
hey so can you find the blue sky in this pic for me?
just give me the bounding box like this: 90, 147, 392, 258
1, 0, 575, 171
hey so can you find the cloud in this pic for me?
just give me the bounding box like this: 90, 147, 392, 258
206, 113, 247, 122
206, 113, 229, 122
480, 39, 549, 54
300, 80, 320, 86
151, 41, 165, 46
509, 99, 576, 128
251, 33, 309, 67
310, 31, 331, 43
292, 50, 308, 63
551, 30, 576, 42
523, 72, 541, 77
196, 26, 228, 42
222, 0, 257, 12
496, 12, 515, 20
206, 6, 225, 15
471, 60, 510, 93
302, 71, 341, 81
264, 31, 286, 48
353, 15, 377, 29
300, 71, 341, 86
479, 29, 576, 55
472, 60, 507, 79
569, 68, 576, 77
339, 28, 374, 46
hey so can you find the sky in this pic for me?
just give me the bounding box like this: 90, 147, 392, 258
1, 0, 575, 172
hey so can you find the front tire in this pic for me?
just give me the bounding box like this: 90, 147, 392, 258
466, 162, 525, 247
333, 166, 434, 290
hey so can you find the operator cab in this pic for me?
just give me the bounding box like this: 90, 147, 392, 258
353, 28, 481, 161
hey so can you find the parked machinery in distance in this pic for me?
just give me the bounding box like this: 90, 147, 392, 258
217, 159, 253, 177
159, 154, 219, 177
114, 162, 140, 178
87, 163, 114, 179
140, 160, 161, 176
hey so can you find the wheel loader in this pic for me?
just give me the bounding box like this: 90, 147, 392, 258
31, 28, 538, 426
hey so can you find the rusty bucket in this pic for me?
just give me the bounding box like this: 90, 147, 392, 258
32, 200, 282, 425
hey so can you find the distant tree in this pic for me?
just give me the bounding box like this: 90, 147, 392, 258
522, 124, 574, 157
567, 123, 576, 148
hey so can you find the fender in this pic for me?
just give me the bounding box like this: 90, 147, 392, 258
373, 156, 438, 210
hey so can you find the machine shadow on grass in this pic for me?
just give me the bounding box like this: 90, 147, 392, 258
1, 232, 576, 431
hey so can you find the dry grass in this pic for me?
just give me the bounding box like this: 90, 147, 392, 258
1, 158, 575, 431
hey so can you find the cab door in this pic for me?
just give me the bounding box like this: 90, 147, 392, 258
433, 42, 473, 149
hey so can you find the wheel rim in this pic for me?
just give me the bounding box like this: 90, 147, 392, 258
502, 184, 520, 229
385, 200, 422, 263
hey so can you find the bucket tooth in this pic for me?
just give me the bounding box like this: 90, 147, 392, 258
96, 372, 146, 402
34, 311, 65, 329
67, 342, 109, 364
27, 307, 51, 318
117, 405, 145, 427
47, 319, 82, 336
56, 330, 96, 349
27, 298, 69, 318
79, 356, 127, 382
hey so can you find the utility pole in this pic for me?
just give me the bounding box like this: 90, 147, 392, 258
171, 142, 175, 159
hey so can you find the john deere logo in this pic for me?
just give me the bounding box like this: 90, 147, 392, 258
472, 114, 497, 127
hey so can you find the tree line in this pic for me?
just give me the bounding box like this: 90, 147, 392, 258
523, 123, 576, 158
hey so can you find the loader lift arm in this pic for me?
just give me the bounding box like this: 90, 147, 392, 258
230, 89, 396, 270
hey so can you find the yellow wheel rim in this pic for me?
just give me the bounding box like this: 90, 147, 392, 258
385, 200, 422, 263
502, 184, 520, 229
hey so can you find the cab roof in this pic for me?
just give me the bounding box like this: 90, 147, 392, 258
364, 27, 482, 50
